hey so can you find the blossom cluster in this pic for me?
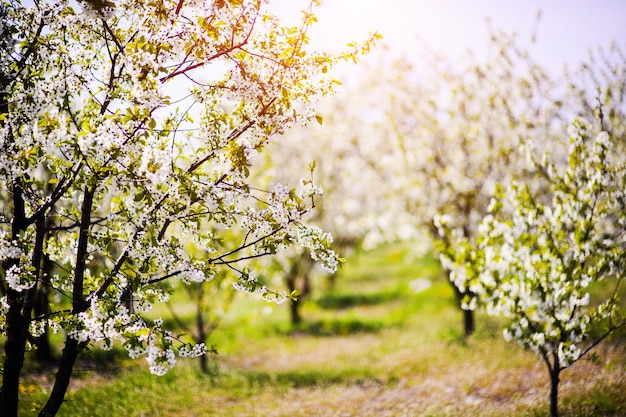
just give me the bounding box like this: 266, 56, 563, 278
0, 0, 362, 382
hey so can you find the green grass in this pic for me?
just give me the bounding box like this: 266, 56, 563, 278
17, 243, 626, 416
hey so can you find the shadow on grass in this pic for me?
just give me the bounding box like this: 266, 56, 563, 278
242, 369, 388, 389
315, 291, 402, 310
284, 318, 385, 337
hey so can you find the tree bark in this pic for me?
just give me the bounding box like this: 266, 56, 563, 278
1, 20, 48, 413
34, 255, 55, 364
195, 283, 209, 374
37, 338, 84, 417
33, 184, 58, 364
549, 366, 561, 417
1, 182, 36, 417
285, 271, 302, 326
284, 255, 313, 327
289, 296, 302, 326
452, 284, 475, 337
37, 187, 95, 416
1, 290, 30, 417
462, 307, 475, 337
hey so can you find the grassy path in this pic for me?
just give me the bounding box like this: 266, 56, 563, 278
20, 245, 626, 416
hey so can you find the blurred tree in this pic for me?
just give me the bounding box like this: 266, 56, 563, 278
371, 28, 565, 336
166, 269, 235, 374
256, 87, 413, 327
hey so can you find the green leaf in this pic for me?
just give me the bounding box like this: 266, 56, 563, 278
134, 191, 145, 202
315, 113, 323, 125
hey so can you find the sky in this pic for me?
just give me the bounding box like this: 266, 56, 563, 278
295, 0, 626, 74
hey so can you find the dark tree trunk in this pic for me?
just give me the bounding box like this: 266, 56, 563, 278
549, 366, 561, 417
452, 284, 475, 337
1, 182, 38, 417
0, 93, 25, 416
462, 307, 475, 337
1, 17, 53, 415
1, 290, 30, 417
37, 187, 95, 416
285, 271, 302, 326
284, 255, 313, 327
291, 255, 314, 327
195, 283, 209, 374
289, 296, 302, 326
188, 280, 230, 373
34, 255, 55, 364
199, 352, 209, 374
38, 338, 84, 417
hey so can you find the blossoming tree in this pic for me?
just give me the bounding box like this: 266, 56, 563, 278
374, 29, 564, 336
0, 0, 375, 415
257, 86, 414, 325
442, 118, 626, 417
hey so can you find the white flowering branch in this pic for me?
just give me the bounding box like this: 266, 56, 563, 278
447, 118, 626, 417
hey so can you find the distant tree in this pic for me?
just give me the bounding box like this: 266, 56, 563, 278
166, 268, 235, 374
0, 1, 375, 415
441, 118, 626, 417
374, 28, 564, 336
257, 86, 412, 326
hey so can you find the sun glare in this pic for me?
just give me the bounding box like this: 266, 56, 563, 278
306, 0, 383, 50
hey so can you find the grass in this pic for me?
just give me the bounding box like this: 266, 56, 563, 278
18, 243, 626, 416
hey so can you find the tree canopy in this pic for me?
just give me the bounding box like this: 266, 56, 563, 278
0, 1, 378, 415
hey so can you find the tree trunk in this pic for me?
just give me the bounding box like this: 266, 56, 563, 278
1, 290, 29, 417
452, 284, 475, 337
1, 182, 36, 417
549, 367, 561, 417
38, 187, 94, 416
462, 307, 475, 337
285, 272, 302, 326
1, 20, 50, 415
196, 283, 209, 374
284, 255, 313, 327
34, 256, 55, 364
289, 297, 302, 326
199, 352, 209, 374
38, 338, 83, 417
